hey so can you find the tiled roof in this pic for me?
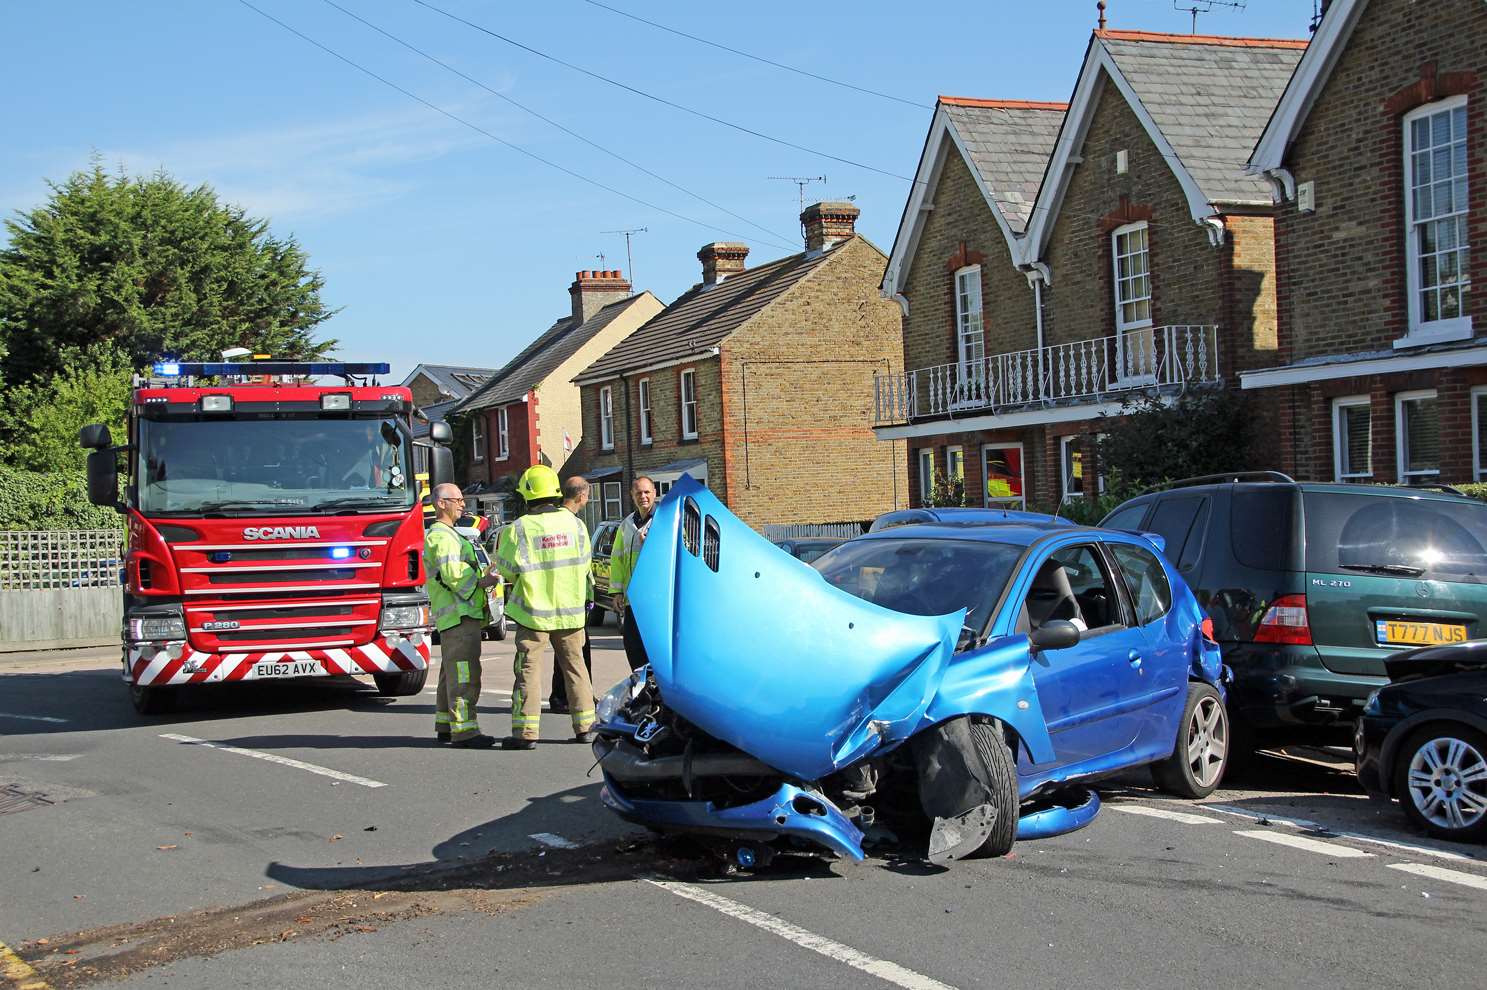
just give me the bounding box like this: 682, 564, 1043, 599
403, 364, 494, 400
574, 246, 840, 382
938, 98, 1067, 233
454, 293, 657, 413
1098, 30, 1306, 205
410, 398, 459, 439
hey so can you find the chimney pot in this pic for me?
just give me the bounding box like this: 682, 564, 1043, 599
800, 200, 860, 254
697, 242, 750, 286
569, 266, 632, 323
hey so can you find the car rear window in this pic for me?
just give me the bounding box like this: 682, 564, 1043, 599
1230, 488, 1298, 570
814, 538, 1022, 622
1144, 496, 1209, 570
1303, 492, 1487, 584
1101, 502, 1149, 532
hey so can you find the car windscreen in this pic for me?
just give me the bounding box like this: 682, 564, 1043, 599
136, 415, 414, 515
812, 537, 1023, 622
1304, 492, 1487, 584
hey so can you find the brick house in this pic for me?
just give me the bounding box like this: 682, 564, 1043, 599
448, 271, 662, 514
876, 30, 1304, 509
573, 203, 907, 530
1244, 0, 1486, 485
400, 365, 494, 453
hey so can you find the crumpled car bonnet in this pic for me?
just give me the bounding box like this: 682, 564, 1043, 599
626, 477, 964, 781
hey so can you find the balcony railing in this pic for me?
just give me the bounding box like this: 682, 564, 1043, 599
873, 324, 1220, 426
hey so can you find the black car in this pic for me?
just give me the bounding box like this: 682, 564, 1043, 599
1355, 641, 1487, 843
1100, 472, 1487, 754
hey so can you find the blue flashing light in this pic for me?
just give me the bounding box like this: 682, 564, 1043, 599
209, 551, 232, 564
329, 547, 353, 560
154, 362, 182, 377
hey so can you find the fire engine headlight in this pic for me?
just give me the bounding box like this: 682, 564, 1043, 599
200, 395, 233, 413
128, 613, 186, 642
321, 393, 352, 411
380, 595, 430, 631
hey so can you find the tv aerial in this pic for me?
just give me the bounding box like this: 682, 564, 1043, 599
601, 227, 647, 284
1172, 0, 1246, 34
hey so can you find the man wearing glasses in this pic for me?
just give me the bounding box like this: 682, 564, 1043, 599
425, 483, 501, 748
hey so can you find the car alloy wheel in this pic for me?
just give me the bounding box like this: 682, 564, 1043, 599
1405, 733, 1487, 833
1186, 693, 1228, 789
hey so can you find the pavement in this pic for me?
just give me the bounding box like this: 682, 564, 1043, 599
2, 622, 1483, 989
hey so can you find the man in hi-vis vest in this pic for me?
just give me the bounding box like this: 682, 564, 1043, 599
495, 465, 595, 750
425, 483, 500, 749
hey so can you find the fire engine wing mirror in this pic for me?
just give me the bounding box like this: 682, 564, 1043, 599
429, 445, 454, 492
78, 423, 112, 449
429, 421, 453, 445
85, 448, 121, 510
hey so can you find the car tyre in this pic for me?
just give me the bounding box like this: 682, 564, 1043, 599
1153, 681, 1228, 799
130, 683, 174, 715
1393, 723, 1487, 843
373, 668, 428, 697
967, 718, 1019, 858
492, 617, 508, 641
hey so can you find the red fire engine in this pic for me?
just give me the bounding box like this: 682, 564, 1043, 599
80, 360, 455, 715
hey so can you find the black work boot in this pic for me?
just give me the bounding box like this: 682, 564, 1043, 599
501, 736, 537, 751
451, 733, 496, 749
574, 729, 598, 744
436, 729, 451, 744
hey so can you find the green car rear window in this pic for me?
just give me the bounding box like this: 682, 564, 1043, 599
1304, 492, 1487, 584
1230, 488, 1297, 570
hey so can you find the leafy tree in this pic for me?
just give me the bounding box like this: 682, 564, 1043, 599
927, 470, 969, 507
1098, 389, 1256, 489
0, 160, 335, 386
1, 347, 132, 474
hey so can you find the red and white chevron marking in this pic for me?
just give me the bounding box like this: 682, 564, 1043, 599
126, 636, 430, 686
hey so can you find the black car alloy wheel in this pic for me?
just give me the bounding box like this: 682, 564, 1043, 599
1395, 724, 1487, 841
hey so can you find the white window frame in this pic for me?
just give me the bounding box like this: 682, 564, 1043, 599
599, 386, 614, 451
602, 481, 622, 520
1395, 389, 1441, 482
638, 378, 653, 445
952, 265, 985, 408
1112, 221, 1155, 385
1059, 436, 1085, 497
1402, 96, 1472, 347
471, 415, 487, 463
1331, 395, 1372, 481
946, 445, 964, 481
917, 448, 934, 504
495, 406, 509, 460
680, 369, 699, 440
982, 442, 1025, 509
1473, 386, 1487, 481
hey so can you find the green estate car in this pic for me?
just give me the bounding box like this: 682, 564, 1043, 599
1101, 473, 1487, 752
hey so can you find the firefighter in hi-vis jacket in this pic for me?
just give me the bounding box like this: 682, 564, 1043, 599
495, 465, 596, 750
425, 482, 501, 749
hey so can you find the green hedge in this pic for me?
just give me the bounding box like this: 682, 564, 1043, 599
0, 465, 122, 531
1454, 482, 1487, 502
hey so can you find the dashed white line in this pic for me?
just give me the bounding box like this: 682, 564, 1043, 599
0, 754, 80, 762
1110, 804, 1222, 825
530, 832, 579, 849
646, 879, 959, 990
1388, 862, 1487, 892
1202, 803, 1482, 863
0, 713, 69, 723
1235, 829, 1374, 858
159, 733, 387, 788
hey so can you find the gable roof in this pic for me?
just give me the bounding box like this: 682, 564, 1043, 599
883, 98, 1066, 298
454, 292, 660, 413
402, 363, 495, 401
1248, 0, 1367, 182
575, 243, 862, 383
1024, 29, 1306, 262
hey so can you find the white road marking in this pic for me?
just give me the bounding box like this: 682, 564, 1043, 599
1202, 803, 1481, 863
1235, 829, 1374, 858
0, 754, 80, 762
1110, 804, 1221, 825
0, 713, 69, 723
646, 879, 959, 990
529, 832, 578, 849
159, 733, 386, 789
1388, 862, 1487, 892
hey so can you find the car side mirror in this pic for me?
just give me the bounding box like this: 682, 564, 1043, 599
1030, 619, 1081, 652
79, 424, 113, 449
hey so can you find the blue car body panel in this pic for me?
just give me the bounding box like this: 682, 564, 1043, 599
616, 476, 1226, 856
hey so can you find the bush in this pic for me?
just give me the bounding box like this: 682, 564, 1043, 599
1052, 468, 1150, 526
0, 465, 121, 531
1099, 389, 1257, 488
926, 470, 969, 507
1454, 482, 1487, 502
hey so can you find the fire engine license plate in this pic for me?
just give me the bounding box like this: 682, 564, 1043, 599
254, 660, 320, 679
1375, 620, 1468, 646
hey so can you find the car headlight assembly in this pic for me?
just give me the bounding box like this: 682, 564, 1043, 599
380, 601, 431, 631
127, 613, 186, 642
596, 669, 647, 725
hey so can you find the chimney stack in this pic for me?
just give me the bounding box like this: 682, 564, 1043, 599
697, 242, 749, 286
569, 269, 632, 323
801, 200, 860, 254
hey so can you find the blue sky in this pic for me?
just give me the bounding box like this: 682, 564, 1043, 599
1, 1, 1314, 383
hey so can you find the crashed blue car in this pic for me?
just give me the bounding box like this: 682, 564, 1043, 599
593, 477, 1228, 867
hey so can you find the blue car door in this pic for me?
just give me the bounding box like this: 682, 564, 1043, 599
1018, 542, 1149, 773
1107, 541, 1190, 756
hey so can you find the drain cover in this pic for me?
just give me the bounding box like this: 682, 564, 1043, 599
0, 784, 55, 815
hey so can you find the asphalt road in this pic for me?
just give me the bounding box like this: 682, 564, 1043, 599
2, 624, 1484, 989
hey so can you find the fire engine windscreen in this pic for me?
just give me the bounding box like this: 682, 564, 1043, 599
136, 417, 414, 515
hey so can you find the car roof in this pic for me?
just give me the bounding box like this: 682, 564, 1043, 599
856, 520, 1092, 547
1117, 479, 1482, 507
